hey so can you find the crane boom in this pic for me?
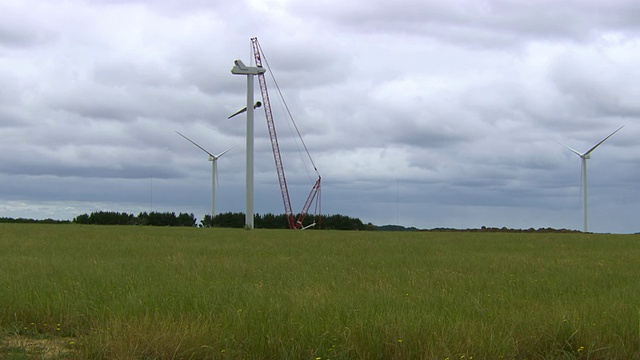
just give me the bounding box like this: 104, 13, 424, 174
250, 37, 321, 229
295, 177, 321, 228
251, 38, 296, 229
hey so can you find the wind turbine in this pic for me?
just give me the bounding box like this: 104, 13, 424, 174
176, 131, 235, 219
559, 125, 624, 232
231, 59, 266, 229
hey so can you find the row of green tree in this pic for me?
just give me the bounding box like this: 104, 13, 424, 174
423, 226, 583, 233
0, 214, 590, 232
201, 212, 372, 230
70, 211, 369, 230
73, 211, 197, 227
0, 217, 70, 224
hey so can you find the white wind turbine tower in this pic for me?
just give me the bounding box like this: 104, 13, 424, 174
559, 125, 624, 232
176, 131, 235, 219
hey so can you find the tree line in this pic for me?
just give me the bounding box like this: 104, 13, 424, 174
201, 212, 372, 230
422, 226, 583, 233
69, 211, 370, 230
0, 214, 590, 232
0, 217, 70, 224
73, 211, 197, 227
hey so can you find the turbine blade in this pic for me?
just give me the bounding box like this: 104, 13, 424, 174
227, 101, 262, 119
175, 131, 214, 157
227, 106, 247, 119
583, 125, 624, 156
555, 140, 583, 157
215, 164, 219, 190
579, 160, 584, 208
214, 144, 238, 159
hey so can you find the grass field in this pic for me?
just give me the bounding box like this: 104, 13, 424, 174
0, 224, 639, 359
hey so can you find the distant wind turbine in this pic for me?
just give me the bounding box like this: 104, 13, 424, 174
176, 131, 235, 219
558, 125, 624, 232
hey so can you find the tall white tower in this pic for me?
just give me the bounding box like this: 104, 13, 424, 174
231, 60, 266, 229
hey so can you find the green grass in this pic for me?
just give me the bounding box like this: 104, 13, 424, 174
0, 224, 639, 359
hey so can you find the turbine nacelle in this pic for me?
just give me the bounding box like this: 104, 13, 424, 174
231, 60, 266, 75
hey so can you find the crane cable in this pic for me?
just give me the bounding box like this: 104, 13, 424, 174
255, 41, 320, 178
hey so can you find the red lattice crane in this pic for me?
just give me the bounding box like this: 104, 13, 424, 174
251, 37, 321, 229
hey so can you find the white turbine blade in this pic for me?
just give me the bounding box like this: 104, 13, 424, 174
555, 140, 583, 157
227, 101, 262, 119
213, 144, 238, 159
583, 125, 624, 156
175, 131, 214, 157
215, 163, 219, 190
579, 159, 584, 207
227, 106, 247, 119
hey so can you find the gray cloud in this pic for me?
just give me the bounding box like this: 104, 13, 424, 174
290, 0, 640, 45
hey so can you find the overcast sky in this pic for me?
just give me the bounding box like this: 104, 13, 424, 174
1, 0, 639, 233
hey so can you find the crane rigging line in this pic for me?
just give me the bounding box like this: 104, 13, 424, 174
254, 41, 320, 177
275, 86, 313, 181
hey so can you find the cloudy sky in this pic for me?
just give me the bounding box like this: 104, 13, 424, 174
1, 0, 639, 233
